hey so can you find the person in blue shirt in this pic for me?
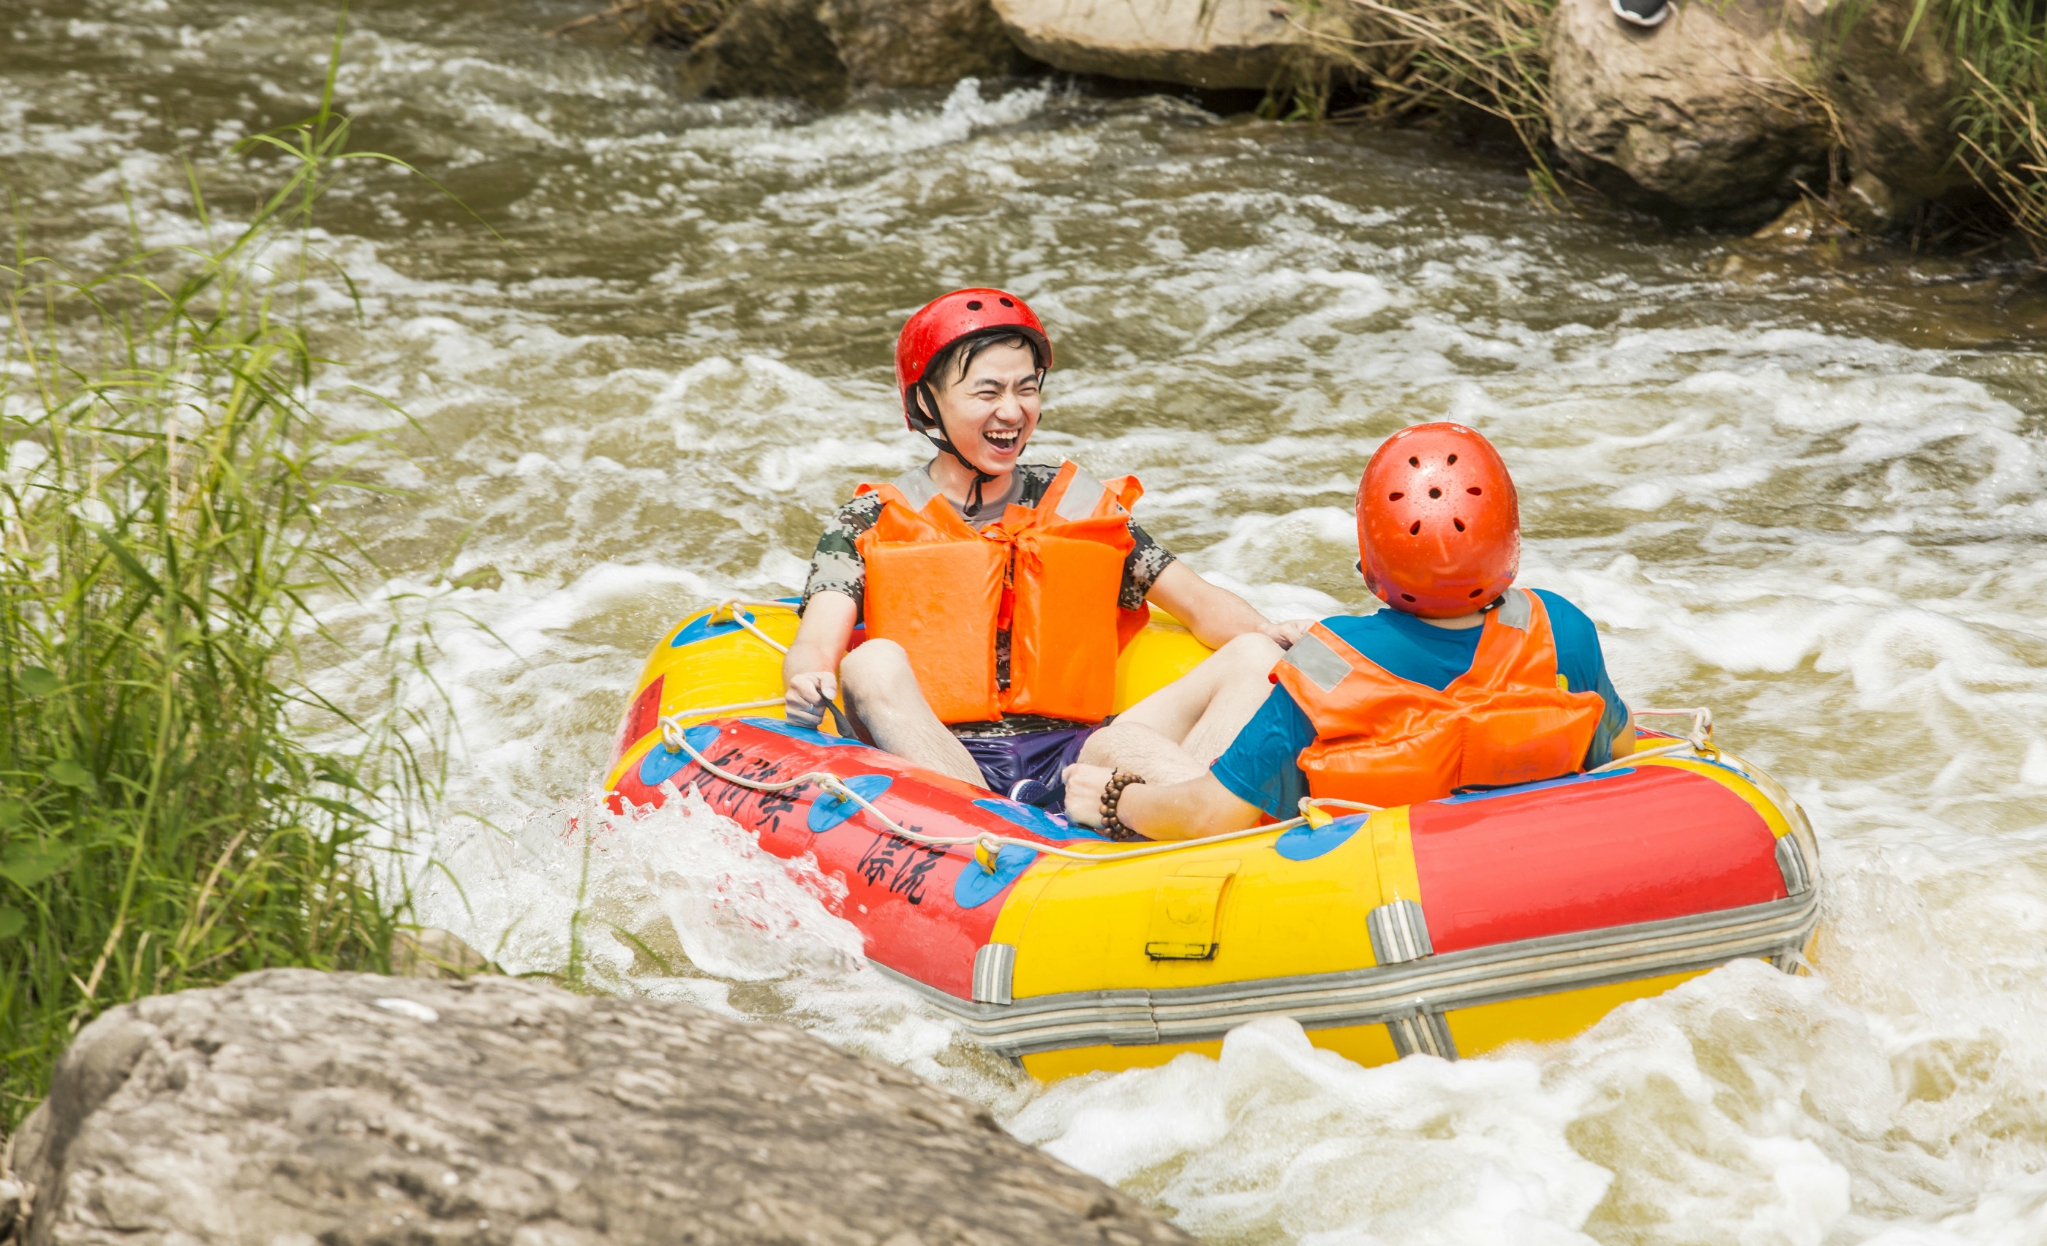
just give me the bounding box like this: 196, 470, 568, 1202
1064, 423, 1636, 841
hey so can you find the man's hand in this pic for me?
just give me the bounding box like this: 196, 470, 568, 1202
1256, 618, 1314, 649
1062, 763, 1112, 827
785, 670, 839, 728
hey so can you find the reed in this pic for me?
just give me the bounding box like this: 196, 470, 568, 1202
0, 41, 428, 1131
1944, 1, 2047, 251
1292, 0, 1558, 161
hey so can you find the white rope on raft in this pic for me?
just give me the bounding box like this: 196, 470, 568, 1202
1591, 706, 1717, 771
659, 597, 1715, 871
654, 708, 1365, 869
695, 598, 799, 655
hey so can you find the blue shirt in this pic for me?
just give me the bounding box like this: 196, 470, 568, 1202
1210, 589, 1630, 818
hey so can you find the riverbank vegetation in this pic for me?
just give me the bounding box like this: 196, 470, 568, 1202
1946, 0, 2047, 247
1296, 0, 2046, 250
0, 63, 423, 1129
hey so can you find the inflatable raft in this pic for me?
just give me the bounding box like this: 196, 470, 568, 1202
606, 600, 1821, 1080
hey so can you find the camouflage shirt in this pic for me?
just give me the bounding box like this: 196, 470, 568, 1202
801, 461, 1176, 620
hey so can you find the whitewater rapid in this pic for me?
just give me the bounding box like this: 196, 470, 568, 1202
8, 0, 2047, 1239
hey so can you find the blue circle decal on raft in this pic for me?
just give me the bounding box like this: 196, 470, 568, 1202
955, 844, 1039, 909
668, 599, 799, 649
741, 717, 868, 749
669, 609, 753, 648
808, 774, 894, 832
1275, 814, 1367, 862
972, 798, 1107, 842
639, 725, 723, 788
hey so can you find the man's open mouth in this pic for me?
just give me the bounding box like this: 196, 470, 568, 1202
984, 429, 1021, 451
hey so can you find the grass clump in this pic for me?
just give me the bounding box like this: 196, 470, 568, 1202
1290, 0, 1558, 159
0, 51, 429, 1130
1943, 1, 2047, 251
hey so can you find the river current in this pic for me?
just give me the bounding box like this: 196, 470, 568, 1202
10, 0, 2047, 1240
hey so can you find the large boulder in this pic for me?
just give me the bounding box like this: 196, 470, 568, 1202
821, 0, 1041, 89
679, 0, 851, 105
990, 0, 1305, 90
1813, 0, 1975, 205
1546, 0, 1832, 225
3, 969, 1193, 1245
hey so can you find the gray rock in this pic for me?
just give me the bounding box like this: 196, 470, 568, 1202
680, 0, 850, 105
1835, 166, 1921, 233
6, 969, 1192, 1246
990, 0, 1304, 90
1814, 0, 1975, 204
0, 1176, 23, 1239
391, 926, 494, 980
820, 0, 1040, 89
1546, 0, 1832, 224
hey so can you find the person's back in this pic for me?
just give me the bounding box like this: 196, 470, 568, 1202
1064, 422, 1636, 840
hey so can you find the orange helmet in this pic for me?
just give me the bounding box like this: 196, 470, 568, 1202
1357, 423, 1519, 617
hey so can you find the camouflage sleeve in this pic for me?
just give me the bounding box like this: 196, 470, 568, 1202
801, 493, 883, 620
1120, 521, 1176, 611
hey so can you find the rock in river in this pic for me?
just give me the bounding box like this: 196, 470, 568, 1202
680, 0, 850, 104
3, 969, 1192, 1245
990, 0, 1305, 90
822, 0, 1041, 89
1817, 0, 1976, 208
1546, 0, 1831, 225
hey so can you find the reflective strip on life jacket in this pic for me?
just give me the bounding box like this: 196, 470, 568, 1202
855, 462, 1144, 725
1273, 588, 1607, 808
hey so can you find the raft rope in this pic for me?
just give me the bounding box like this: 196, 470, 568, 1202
654, 601, 1721, 872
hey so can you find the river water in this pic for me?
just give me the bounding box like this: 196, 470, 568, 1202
11, 0, 2047, 1240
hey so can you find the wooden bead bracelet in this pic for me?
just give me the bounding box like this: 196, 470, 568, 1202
1099, 770, 1148, 842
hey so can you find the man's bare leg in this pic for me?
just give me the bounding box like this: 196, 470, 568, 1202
837, 639, 987, 788
1079, 633, 1284, 780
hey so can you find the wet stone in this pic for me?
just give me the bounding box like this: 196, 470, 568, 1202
4, 969, 1193, 1245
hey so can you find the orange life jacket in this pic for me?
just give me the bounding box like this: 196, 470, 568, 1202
1273, 588, 1607, 808
855, 462, 1149, 725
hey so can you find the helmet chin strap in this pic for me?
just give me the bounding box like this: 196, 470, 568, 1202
912, 383, 998, 517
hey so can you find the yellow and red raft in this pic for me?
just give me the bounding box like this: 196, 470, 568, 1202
606, 600, 1820, 1081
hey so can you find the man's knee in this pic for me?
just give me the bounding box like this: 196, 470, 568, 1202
1216, 632, 1284, 676
840, 639, 933, 718
1076, 722, 1128, 768
839, 637, 909, 695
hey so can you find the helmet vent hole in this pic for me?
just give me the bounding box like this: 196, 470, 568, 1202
1409, 456, 1420, 467
1388, 492, 1404, 501
1447, 453, 1458, 465
1453, 518, 1465, 532
1428, 487, 1441, 499
1408, 521, 1421, 536
1467, 486, 1482, 495
966, 300, 983, 310
999, 297, 1014, 306
1401, 593, 1417, 602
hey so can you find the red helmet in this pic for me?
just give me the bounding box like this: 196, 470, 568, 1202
1357, 423, 1519, 618
893, 288, 1050, 427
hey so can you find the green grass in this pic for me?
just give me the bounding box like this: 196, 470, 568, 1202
1295, 0, 1558, 155
1942, 0, 2047, 251
0, 36, 435, 1132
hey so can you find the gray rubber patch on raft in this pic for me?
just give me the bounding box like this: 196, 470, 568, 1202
1284, 633, 1350, 694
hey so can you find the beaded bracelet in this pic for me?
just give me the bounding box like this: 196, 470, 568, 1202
1099, 770, 1148, 842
